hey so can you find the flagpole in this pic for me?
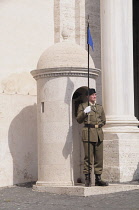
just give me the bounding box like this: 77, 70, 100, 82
87, 15, 91, 187
87, 18, 90, 102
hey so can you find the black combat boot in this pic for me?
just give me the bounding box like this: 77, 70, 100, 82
95, 174, 108, 186
85, 174, 91, 187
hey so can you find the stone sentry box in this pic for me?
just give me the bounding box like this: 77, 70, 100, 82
31, 38, 100, 187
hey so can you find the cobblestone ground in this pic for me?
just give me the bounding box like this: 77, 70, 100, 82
0, 183, 139, 210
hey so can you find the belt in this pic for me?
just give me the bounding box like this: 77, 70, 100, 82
84, 124, 95, 128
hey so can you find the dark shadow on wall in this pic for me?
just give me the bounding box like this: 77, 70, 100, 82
63, 85, 87, 185
62, 126, 73, 160
62, 77, 74, 183
8, 104, 38, 185
72, 87, 88, 184
133, 162, 139, 182
63, 77, 74, 160
133, 0, 139, 120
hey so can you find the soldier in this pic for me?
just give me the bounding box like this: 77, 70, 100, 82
76, 88, 108, 187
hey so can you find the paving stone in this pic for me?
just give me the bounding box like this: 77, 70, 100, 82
0, 182, 139, 210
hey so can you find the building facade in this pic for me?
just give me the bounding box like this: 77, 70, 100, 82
0, 0, 139, 187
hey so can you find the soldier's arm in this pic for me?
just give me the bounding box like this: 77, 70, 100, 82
76, 104, 87, 124
98, 106, 106, 128
100, 107, 106, 127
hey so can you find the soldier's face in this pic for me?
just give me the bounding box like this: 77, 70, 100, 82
89, 93, 96, 103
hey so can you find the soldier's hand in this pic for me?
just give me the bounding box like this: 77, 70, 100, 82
84, 106, 91, 114
98, 124, 103, 128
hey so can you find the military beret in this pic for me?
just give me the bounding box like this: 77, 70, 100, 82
86, 88, 96, 96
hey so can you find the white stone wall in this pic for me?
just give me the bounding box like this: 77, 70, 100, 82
0, 0, 53, 186
0, 0, 102, 187
0, 94, 37, 187
0, 71, 37, 187
103, 132, 139, 182
0, 0, 54, 79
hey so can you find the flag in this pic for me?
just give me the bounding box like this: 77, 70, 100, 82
87, 28, 94, 51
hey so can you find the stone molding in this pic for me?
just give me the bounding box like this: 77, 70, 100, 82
0, 72, 37, 95
104, 126, 139, 133
36, 181, 73, 187
31, 67, 100, 80
104, 116, 139, 133
33, 184, 139, 196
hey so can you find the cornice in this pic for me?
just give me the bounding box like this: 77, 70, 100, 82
31, 67, 100, 80
103, 118, 139, 133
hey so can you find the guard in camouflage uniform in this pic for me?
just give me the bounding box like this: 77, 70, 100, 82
76, 88, 108, 187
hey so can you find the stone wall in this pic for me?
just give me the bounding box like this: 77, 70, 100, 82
0, 0, 54, 79
0, 93, 37, 187
0, 0, 53, 187
0, 0, 102, 187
